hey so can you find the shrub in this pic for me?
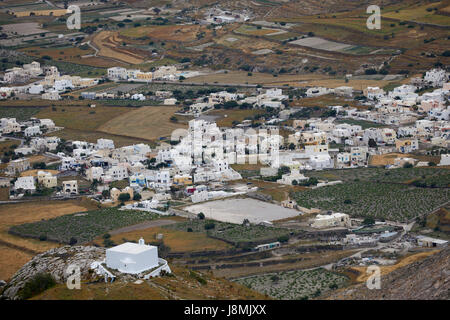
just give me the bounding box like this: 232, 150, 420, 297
277, 235, 289, 243
69, 237, 77, 245
18, 273, 56, 300
204, 222, 215, 230
197, 212, 205, 220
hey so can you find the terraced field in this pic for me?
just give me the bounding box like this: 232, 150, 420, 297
236, 268, 348, 300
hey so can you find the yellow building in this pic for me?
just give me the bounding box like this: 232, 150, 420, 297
111, 186, 134, 202
173, 174, 192, 186
136, 72, 153, 81
37, 171, 57, 188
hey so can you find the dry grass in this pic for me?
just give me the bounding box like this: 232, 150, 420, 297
207, 109, 266, 127
19, 46, 120, 68
0, 245, 33, 281
20, 169, 59, 177
0, 198, 97, 280
369, 152, 441, 166
47, 128, 152, 148
0, 200, 96, 251
93, 226, 231, 252
238, 179, 307, 202
120, 24, 210, 42
32, 265, 266, 300
36, 106, 131, 132
98, 106, 187, 140
350, 250, 441, 283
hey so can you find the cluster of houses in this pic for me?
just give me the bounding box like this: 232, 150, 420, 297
183, 88, 288, 116
106, 65, 195, 82
0, 61, 99, 100
203, 7, 251, 24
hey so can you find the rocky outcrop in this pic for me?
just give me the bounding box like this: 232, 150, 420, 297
325, 248, 450, 300
1, 246, 105, 300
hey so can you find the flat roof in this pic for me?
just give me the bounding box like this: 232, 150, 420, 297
107, 242, 156, 254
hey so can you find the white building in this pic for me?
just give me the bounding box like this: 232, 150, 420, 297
62, 180, 78, 195
24, 125, 42, 137
106, 239, 159, 274
96, 139, 115, 150
14, 176, 35, 192
107, 67, 128, 81
311, 213, 351, 229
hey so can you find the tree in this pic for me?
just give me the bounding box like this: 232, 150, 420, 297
118, 193, 131, 202
368, 138, 377, 148
362, 217, 375, 226
69, 237, 77, 245
101, 189, 110, 199
197, 212, 205, 220
133, 193, 142, 201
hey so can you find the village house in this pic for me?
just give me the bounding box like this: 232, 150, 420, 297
62, 180, 78, 195
395, 138, 419, 153
37, 171, 57, 188
14, 176, 36, 192
110, 186, 134, 202
311, 213, 351, 229
6, 158, 30, 175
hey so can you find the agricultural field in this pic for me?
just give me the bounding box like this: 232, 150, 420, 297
235, 268, 349, 300
36, 105, 132, 132
120, 24, 212, 42
294, 182, 450, 221
19, 45, 119, 68
93, 225, 232, 252
0, 107, 42, 121
305, 167, 450, 187
164, 219, 291, 246
98, 106, 188, 141
9, 207, 160, 244
383, 1, 450, 26
0, 199, 97, 280
369, 153, 441, 166
48, 128, 151, 148
205, 108, 266, 127
91, 31, 148, 65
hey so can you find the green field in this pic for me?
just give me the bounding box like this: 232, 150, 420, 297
164, 219, 290, 246
305, 167, 450, 187
294, 182, 449, 222
9, 208, 159, 244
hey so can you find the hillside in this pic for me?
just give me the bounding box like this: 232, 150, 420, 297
0, 246, 266, 300
325, 248, 450, 300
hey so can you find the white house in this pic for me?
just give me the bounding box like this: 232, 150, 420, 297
311, 213, 351, 229
24, 125, 42, 137
106, 238, 159, 274
96, 138, 115, 150
14, 176, 35, 192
